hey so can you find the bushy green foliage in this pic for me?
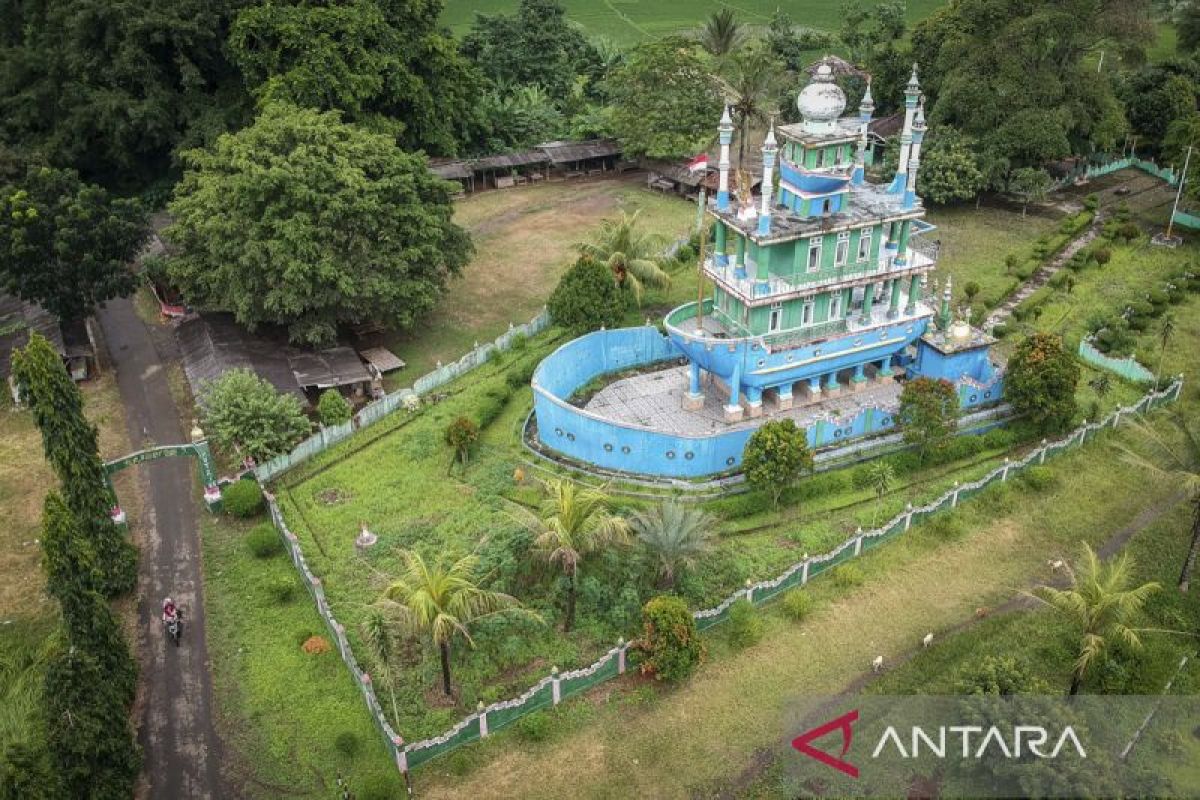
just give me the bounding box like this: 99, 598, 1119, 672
639, 595, 703, 681
0, 166, 147, 322
726, 598, 763, 649
897, 378, 960, 462
222, 480, 265, 519
547, 256, 627, 332
0, 743, 56, 800
955, 655, 1051, 695
246, 523, 283, 558
266, 578, 297, 605
742, 419, 814, 508
167, 103, 471, 346
444, 416, 479, 467
1019, 465, 1057, 492
201, 369, 311, 463
334, 731, 360, 759
831, 563, 865, 588
781, 589, 813, 622
472, 386, 513, 430
1005, 333, 1080, 432
317, 390, 353, 426
515, 711, 553, 742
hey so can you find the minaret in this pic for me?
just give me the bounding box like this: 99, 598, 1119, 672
904, 98, 926, 209
853, 80, 874, 186
939, 274, 953, 330
889, 64, 921, 193
757, 125, 777, 235
717, 106, 734, 212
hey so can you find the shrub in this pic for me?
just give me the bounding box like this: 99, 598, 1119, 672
726, 598, 763, 648
200, 368, 311, 462
781, 589, 813, 621
1091, 246, 1111, 265
265, 578, 297, 605
334, 731, 360, 759
1115, 222, 1140, 242
956, 655, 1050, 695
1005, 333, 1080, 432
223, 480, 264, 518
515, 711, 553, 742
509, 332, 528, 351
547, 256, 627, 332
742, 419, 813, 508
316, 389, 352, 426
473, 386, 512, 429
246, 523, 283, 558
506, 359, 537, 389
674, 243, 695, 263
924, 514, 965, 539
1049, 270, 1070, 289
444, 416, 479, 466
640, 595, 704, 681
831, 563, 865, 588
1083, 193, 1099, 210
1019, 465, 1057, 491
991, 323, 1009, 338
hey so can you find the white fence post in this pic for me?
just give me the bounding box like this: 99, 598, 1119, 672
551, 666, 561, 705
1175, 376, 1185, 400
801, 560, 810, 585
904, 503, 914, 531
744, 579, 754, 604
617, 639, 626, 675
951, 481, 960, 507
1001, 457, 1011, 482
477, 702, 489, 738
1039, 438, 1048, 464
854, 528, 864, 555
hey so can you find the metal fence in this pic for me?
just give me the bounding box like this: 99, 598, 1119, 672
254, 310, 552, 482
259, 367, 1183, 775
1078, 337, 1156, 385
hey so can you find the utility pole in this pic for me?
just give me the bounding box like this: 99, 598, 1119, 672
695, 188, 708, 330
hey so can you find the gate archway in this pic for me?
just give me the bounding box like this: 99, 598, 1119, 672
103, 433, 223, 521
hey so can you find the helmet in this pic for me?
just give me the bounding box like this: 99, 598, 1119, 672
164, 597, 174, 606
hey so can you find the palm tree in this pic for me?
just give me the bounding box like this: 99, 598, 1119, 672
1156, 313, 1175, 390
715, 46, 784, 171
381, 550, 532, 696
697, 9, 744, 58
1088, 373, 1112, 400
361, 610, 399, 723
578, 210, 670, 305
630, 502, 716, 589
516, 479, 631, 631
1031, 542, 1160, 694
1118, 411, 1200, 592
863, 461, 895, 527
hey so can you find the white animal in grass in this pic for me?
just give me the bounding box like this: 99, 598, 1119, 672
872, 655, 884, 673
922, 632, 933, 648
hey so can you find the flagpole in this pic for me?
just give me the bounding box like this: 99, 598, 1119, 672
1166, 145, 1192, 239
696, 187, 708, 331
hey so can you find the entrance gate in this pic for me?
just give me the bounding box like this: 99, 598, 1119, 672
103, 437, 223, 520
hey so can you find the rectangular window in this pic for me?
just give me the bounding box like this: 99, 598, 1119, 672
858, 227, 872, 262
807, 238, 822, 272
829, 292, 843, 320
835, 232, 850, 267
816, 148, 826, 168
801, 301, 814, 326
768, 303, 782, 333
742, 303, 749, 325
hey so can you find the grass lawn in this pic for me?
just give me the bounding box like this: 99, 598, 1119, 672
440, 0, 947, 45
925, 202, 1060, 309
381, 178, 695, 384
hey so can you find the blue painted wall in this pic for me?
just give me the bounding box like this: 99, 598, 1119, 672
910, 339, 1004, 410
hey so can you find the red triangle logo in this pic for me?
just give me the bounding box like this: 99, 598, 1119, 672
791, 709, 859, 778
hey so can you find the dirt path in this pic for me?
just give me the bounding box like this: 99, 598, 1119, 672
97, 297, 224, 800
983, 210, 1105, 332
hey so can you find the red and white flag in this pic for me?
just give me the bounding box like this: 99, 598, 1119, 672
687, 153, 709, 173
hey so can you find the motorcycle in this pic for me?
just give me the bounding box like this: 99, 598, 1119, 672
164, 608, 183, 647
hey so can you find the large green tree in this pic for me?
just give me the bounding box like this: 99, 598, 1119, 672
0, 166, 147, 322
577, 210, 670, 305
1005, 333, 1081, 432
547, 256, 627, 332
11, 334, 136, 597
917, 128, 986, 205
0, 0, 249, 183
742, 419, 814, 509
605, 37, 722, 160
897, 377, 960, 463
230, 0, 483, 155
166, 102, 471, 346
199, 368, 311, 464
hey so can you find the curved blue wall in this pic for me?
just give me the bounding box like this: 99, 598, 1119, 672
532, 327, 902, 478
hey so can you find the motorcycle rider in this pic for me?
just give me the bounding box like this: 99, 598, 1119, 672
162, 597, 178, 624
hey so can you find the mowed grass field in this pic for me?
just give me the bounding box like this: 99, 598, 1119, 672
381, 177, 695, 383
441, 0, 948, 44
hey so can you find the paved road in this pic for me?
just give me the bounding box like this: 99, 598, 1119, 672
97, 297, 224, 799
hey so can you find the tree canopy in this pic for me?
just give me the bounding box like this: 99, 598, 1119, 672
742, 419, 814, 508
1005, 333, 1081, 432
166, 103, 471, 346
0, 166, 147, 322
199, 368, 311, 463
605, 37, 722, 160
547, 256, 627, 332
897, 377, 960, 462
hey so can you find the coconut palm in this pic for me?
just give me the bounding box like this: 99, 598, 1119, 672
715, 45, 785, 171
516, 479, 631, 631
1118, 411, 1200, 592
1088, 373, 1112, 400
630, 502, 716, 589
381, 550, 532, 696
1030, 542, 1160, 694
697, 8, 744, 58
577, 210, 670, 305
360, 609, 399, 723
862, 461, 895, 527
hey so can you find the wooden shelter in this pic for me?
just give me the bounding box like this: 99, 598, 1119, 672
0, 295, 94, 387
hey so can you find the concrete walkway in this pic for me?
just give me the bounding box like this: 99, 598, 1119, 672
97, 297, 224, 800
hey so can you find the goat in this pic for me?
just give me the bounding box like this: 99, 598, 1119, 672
975, 606, 990, 619
1048, 559, 1066, 573
922, 632, 934, 648
872, 655, 884, 673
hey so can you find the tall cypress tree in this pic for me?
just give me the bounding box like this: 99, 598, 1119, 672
11, 333, 136, 596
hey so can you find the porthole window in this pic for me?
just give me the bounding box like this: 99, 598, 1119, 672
566, 433, 576, 441
814, 349, 822, 356
684, 451, 695, 460
906, 325, 914, 333
984, 391, 992, 399
855, 338, 863, 346
554, 428, 564, 437
969, 394, 978, 403
844, 427, 853, 437
621, 445, 631, 454
666, 450, 676, 459
757, 358, 766, 367
880, 331, 887, 339
726, 456, 737, 466
603, 443, 614, 452
880, 417, 890, 426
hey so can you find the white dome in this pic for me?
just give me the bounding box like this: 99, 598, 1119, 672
797, 64, 846, 133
